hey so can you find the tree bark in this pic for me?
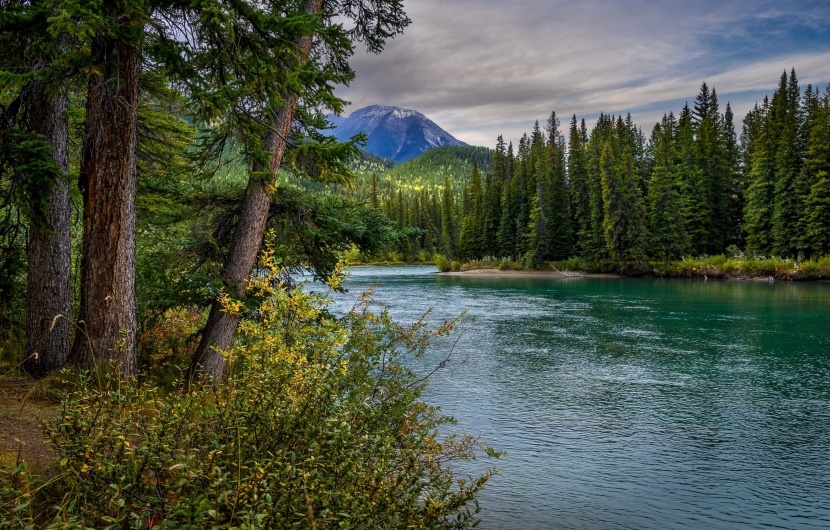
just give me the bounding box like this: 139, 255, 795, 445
23, 84, 71, 377
69, 37, 141, 379
187, 0, 323, 384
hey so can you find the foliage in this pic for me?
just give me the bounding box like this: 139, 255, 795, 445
0, 255, 496, 528
137, 307, 205, 388
435, 254, 452, 272
650, 254, 830, 280
379, 146, 493, 195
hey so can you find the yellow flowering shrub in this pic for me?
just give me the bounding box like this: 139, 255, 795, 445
1, 252, 497, 529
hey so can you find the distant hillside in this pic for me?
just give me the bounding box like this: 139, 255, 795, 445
383, 146, 492, 190
329, 105, 467, 163
348, 145, 493, 200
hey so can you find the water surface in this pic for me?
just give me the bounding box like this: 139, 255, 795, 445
328, 266, 830, 529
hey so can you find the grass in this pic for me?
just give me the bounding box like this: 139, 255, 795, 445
447, 254, 830, 280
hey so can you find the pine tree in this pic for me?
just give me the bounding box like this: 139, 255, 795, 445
441, 176, 458, 259
369, 172, 380, 208
692, 83, 730, 253
582, 114, 612, 262
525, 155, 551, 264
602, 131, 647, 264
1, 1, 72, 377
677, 104, 708, 255
803, 86, 830, 256
482, 171, 500, 256
459, 161, 483, 260
647, 114, 688, 262
546, 114, 572, 259
513, 134, 532, 257
568, 116, 589, 253
188, 0, 409, 381
497, 178, 518, 258
69, 0, 146, 378
723, 102, 743, 247
772, 69, 804, 257
743, 97, 775, 255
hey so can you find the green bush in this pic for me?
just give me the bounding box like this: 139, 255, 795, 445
1, 259, 496, 529
797, 256, 830, 278
137, 307, 205, 388
434, 254, 451, 272
746, 258, 775, 276
555, 257, 589, 272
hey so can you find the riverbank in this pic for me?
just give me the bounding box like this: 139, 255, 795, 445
440, 268, 623, 279
435, 254, 830, 281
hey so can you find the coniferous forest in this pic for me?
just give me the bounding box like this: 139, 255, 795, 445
0, 0, 829, 522
352, 70, 830, 274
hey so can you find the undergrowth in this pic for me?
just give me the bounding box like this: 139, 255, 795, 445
448, 253, 830, 280
0, 251, 497, 529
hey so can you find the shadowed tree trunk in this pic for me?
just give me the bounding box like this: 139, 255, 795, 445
187, 0, 323, 384
69, 37, 141, 379
23, 82, 71, 377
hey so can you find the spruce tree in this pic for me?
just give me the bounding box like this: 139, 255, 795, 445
677, 104, 708, 255
440, 176, 458, 259
482, 171, 500, 256
188, 0, 409, 382
525, 157, 550, 264
692, 83, 730, 254
602, 133, 647, 264
1, 1, 72, 377
803, 86, 830, 256
568, 116, 590, 254
723, 102, 743, 248
458, 161, 483, 260
743, 97, 775, 255
647, 114, 688, 262
497, 178, 518, 258
369, 172, 380, 209
547, 114, 572, 259
771, 69, 804, 257
583, 114, 612, 262
68, 0, 146, 378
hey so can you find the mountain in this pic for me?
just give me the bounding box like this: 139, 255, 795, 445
328, 105, 467, 163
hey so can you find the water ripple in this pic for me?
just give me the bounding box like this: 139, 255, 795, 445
331, 267, 830, 529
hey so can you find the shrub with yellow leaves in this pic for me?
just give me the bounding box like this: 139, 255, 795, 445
1, 249, 498, 529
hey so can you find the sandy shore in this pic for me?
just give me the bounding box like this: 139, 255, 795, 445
439, 268, 622, 279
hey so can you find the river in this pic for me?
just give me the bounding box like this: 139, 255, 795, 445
326, 266, 830, 529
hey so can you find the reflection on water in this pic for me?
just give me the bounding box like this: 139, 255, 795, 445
326, 266, 830, 529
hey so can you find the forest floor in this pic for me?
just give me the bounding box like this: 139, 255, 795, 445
0, 378, 56, 470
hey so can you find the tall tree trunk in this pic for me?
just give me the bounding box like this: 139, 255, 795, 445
187, 0, 323, 384
69, 37, 141, 379
23, 83, 71, 377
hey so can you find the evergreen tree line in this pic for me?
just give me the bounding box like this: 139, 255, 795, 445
373, 70, 830, 267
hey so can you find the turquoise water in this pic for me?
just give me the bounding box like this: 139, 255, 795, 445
328, 266, 830, 529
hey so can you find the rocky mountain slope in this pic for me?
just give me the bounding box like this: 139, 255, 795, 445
328, 105, 467, 163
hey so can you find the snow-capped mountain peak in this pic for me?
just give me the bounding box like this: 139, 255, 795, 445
328, 105, 466, 163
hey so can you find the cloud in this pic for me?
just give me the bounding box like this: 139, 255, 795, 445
336, 0, 830, 147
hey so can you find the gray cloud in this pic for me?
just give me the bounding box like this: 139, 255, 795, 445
336, 0, 830, 146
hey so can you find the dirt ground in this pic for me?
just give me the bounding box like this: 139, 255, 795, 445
0, 379, 57, 470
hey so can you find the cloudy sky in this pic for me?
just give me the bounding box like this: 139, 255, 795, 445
335, 0, 830, 147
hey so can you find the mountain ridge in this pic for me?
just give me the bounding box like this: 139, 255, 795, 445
328, 105, 467, 163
